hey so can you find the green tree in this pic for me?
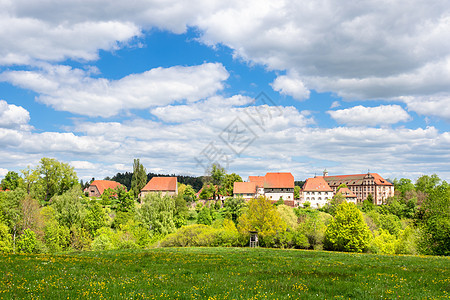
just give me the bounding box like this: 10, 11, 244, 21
51, 186, 85, 229
21, 166, 39, 195
183, 185, 196, 202
277, 205, 298, 230
16, 228, 37, 253
197, 206, 213, 225
138, 193, 175, 236
0, 222, 13, 253
222, 173, 242, 196
116, 187, 134, 212
294, 186, 301, 199
415, 174, 441, 195
33, 158, 78, 203
237, 196, 286, 245
324, 201, 372, 252
83, 201, 109, 235
131, 159, 147, 199
222, 197, 245, 223
174, 194, 189, 228
1, 171, 21, 191
40, 206, 71, 252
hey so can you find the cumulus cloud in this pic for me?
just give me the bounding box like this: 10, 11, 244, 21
328, 105, 411, 126
0, 100, 30, 129
400, 95, 450, 121
0, 168, 8, 178
271, 73, 310, 100
0, 63, 229, 117
70, 161, 98, 170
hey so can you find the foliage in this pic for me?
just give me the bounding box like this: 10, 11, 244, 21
222, 173, 242, 196
40, 206, 70, 253
173, 195, 189, 228
324, 192, 346, 215
199, 184, 215, 200
16, 228, 37, 253
222, 197, 245, 223
182, 185, 196, 202
0, 222, 13, 253
324, 201, 372, 253
138, 193, 175, 236
296, 208, 331, 250
369, 229, 397, 255
294, 186, 301, 199
116, 187, 135, 212
101, 188, 114, 205
84, 201, 109, 235
51, 186, 85, 229
197, 207, 213, 225
237, 197, 286, 246
1, 171, 21, 191
33, 158, 78, 203
21, 166, 39, 195
277, 205, 298, 230
131, 159, 147, 199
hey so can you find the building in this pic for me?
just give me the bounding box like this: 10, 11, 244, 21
233, 182, 258, 199
301, 176, 334, 208
140, 177, 177, 198
322, 171, 394, 205
233, 172, 294, 202
335, 187, 357, 204
86, 180, 123, 197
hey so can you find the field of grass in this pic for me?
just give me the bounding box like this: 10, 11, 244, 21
1, 247, 449, 299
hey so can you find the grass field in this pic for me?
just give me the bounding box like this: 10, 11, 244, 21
1, 247, 449, 299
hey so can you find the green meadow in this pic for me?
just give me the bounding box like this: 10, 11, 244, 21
1, 247, 449, 299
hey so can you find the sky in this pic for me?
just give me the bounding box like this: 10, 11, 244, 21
1, 0, 450, 183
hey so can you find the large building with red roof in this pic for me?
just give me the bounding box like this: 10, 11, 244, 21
87, 180, 123, 197
321, 170, 394, 205
301, 176, 334, 208
233, 172, 294, 201
140, 177, 178, 198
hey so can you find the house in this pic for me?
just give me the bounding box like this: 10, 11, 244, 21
322, 170, 394, 205
301, 176, 334, 208
86, 180, 123, 197
233, 182, 258, 199
335, 187, 357, 204
233, 172, 295, 201
140, 177, 177, 198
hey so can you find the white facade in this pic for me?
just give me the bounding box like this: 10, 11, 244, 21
302, 190, 334, 208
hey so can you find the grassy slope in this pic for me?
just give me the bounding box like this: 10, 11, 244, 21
1, 247, 449, 299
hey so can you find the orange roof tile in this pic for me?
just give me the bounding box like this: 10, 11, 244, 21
142, 177, 177, 192
302, 177, 333, 192
89, 180, 123, 195
264, 172, 294, 188
233, 182, 257, 194
337, 187, 357, 198
249, 176, 265, 186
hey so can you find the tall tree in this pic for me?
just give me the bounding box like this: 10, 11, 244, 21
1, 171, 21, 191
33, 158, 78, 203
21, 167, 39, 195
131, 159, 147, 199
324, 201, 372, 253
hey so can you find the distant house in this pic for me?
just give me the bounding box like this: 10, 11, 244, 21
336, 187, 357, 204
233, 182, 258, 199
301, 176, 334, 208
140, 177, 177, 198
322, 171, 394, 205
86, 180, 123, 197
233, 172, 295, 201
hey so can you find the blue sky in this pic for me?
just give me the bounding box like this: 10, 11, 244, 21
1, 0, 450, 183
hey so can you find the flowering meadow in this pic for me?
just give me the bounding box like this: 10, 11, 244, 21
1, 247, 449, 299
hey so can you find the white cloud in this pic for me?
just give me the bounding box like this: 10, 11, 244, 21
0, 63, 229, 117
0, 168, 8, 178
328, 105, 411, 126
330, 101, 340, 109
0, 100, 30, 129
271, 73, 310, 100
400, 95, 450, 121
70, 161, 98, 170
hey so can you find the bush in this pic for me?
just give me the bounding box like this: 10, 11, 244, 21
369, 229, 397, 255
0, 222, 13, 253
16, 228, 37, 253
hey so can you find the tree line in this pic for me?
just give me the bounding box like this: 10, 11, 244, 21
0, 159, 449, 256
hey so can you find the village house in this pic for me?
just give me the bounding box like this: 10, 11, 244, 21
301, 176, 334, 208
321, 170, 394, 205
233, 172, 295, 203
86, 180, 123, 197
140, 177, 178, 198
335, 187, 358, 204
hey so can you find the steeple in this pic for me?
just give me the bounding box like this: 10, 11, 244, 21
323, 169, 328, 177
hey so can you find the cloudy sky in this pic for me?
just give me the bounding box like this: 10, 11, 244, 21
1, 0, 450, 183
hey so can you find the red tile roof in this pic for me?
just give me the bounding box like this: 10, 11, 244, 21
323, 173, 392, 186
302, 177, 333, 192
89, 180, 123, 195
233, 182, 257, 194
264, 172, 294, 188
249, 176, 265, 186
141, 177, 177, 192
337, 187, 357, 198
